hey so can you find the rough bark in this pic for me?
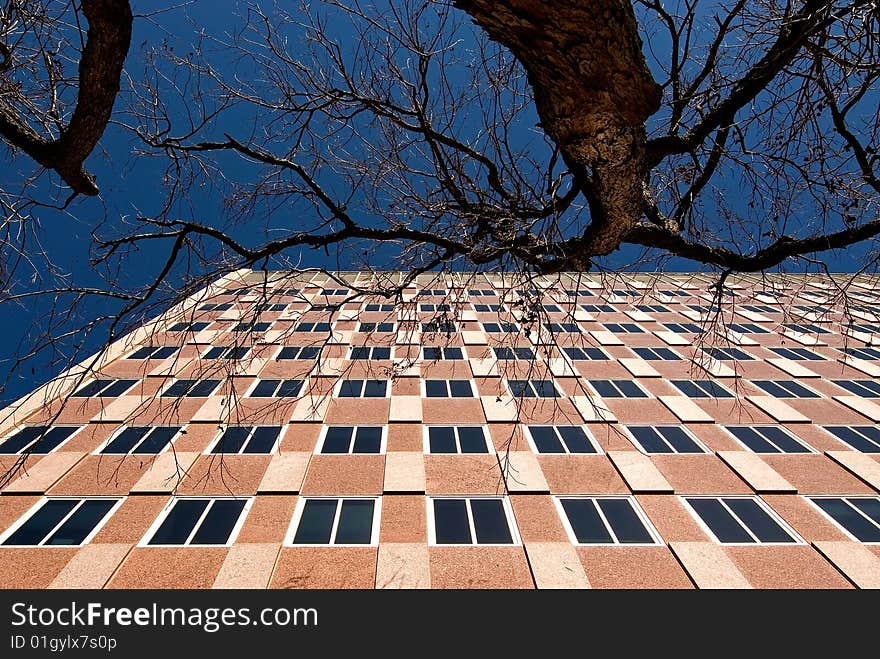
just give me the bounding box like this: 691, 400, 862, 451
0, 0, 133, 196
454, 0, 661, 258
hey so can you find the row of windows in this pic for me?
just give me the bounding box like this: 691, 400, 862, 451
3, 423, 877, 456
127, 341, 879, 367
4, 494, 878, 548
66, 374, 880, 404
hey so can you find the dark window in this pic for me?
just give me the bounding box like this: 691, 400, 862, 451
211, 426, 281, 454
493, 347, 535, 360
72, 379, 138, 398
320, 426, 383, 454
232, 321, 272, 333
249, 379, 304, 398
167, 321, 210, 332
291, 499, 377, 545
127, 346, 178, 360
148, 498, 248, 545
0, 426, 81, 454
338, 380, 388, 398
768, 347, 824, 361
508, 379, 559, 398
627, 426, 704, 454
589, 380, 647, 398
558, 498, 656, 544
424, 380, 474, 398
563, 347, 608, 360
102, 427, 180, 455
350, 346, 392, 360
423, 347, 463, 360
810, 497, 880, 542
823, 426, 880, 453
833, 380, 880, 398
527, 426, 597, 454
632, 347, 680, 361
161, 379, 222, 397
204, 346, 250, 359
431, 498, 514, 545
751, 380, 819, 398
2, 498, 119, 546
685, 497, 798, 544
277, 346, 320, 360
670, 380, 733, 398
726, 426, 811, 453
703, 347, 754, 360
427, 426, 489, 454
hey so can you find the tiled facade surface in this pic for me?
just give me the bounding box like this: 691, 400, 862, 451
1, 270, 880, 589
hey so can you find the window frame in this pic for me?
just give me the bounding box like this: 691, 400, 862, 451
586, 379, 650, 399
273, 345, 322, 361
822, 425, 880, 453
315, 425, 388, 455
284, 496, 382, 547
348, 345, 395, 360
505, 378, 563, 398
523, 424, 602, 455
422, 424, 494, 455
158, 378, 223, 398
139, 496, 254, 548
553, 495, 662, 546
0, 496, 124, 547
204, 425, 286, 455
71, 378, 139, 398
244, 377, 307, 398
623, 424, 708, 455
806, 495, 880, 544
93, 425, 183, 456
0, 424, 85, 455
334, 378, 392, 399
749, 379, 822, 399
419, 379, 476, 398
723, 425, 815, 454
426, 495, 521, 546
421, 346, 467, 361
681, 495, 803, 546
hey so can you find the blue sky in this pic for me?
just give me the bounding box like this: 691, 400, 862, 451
0, 1, 873, 405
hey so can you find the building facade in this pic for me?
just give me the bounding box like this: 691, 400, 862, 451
0, 270, 879, 588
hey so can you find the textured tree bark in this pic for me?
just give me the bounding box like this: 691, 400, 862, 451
454, 0, 661, 258
0, 0, 132, 196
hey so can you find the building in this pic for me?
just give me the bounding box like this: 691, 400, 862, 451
0, 269, 879, 589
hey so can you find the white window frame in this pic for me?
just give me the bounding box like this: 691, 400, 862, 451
723, 425, 815, 454
293, 320, 335, 333
333, 378, 392, 399
357, 321, 396, 333
272, 345, 322, 361
71, 378, 139, 398
200, 345, 252, 360
419, 379, 475, 398
204, 425, 287, 455
822, 425, 880, 452
805, 495, 880, 544
523, 424, 603, 455
0, 424, 85, 455
832, 379, 880, 398
348, 345, 395, 360
421, 345, 467, 361
680, 495, 804, 546
623, 424, 708, 455
284, 497, 382, 547
93, 425, 184, 456
124, 345, 178, 360
586, 379, 651, 399
492, 346, 537, 361
703, 346, 755, 361
561, 346, 609, 361
631, 346, 682, 361
422, 425, 494, 455
0, 496, 124, 547
602, 321, 645, 334
315, 425, 388, 455
749, 379, 822, 399
553, 495, 662, 546
139, 496, 254, 548
426, 496, 521, 546
243, 377, 308, 398
158, 377, 223, 398
504, 378, 563, 398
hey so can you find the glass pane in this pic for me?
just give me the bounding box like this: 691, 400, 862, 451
149, 499, 210, 545
3, 500, 78, 545
529, 426, 564, 453
293, 500, 338, 544
190, 499, 247, 545
277, 380, 303, 397
322, 427, 353, 454
334, 500, 375, 544
103, 427, 151, 454
189, 380, 220, 397
629, 426, 670, 453
616, 381, 646, 398
0, 427, 46, 454
425, 381, 447, 398
724, 498, 795, 543
814, 498, 875, 539
761, 427, 809, 453
363, 380, 387, 397
728, 427, 775, 453
251, 380, 280, 397
687, 498, 753, 543
213, 427, 251, 454
559, 426, 595, 453
162, 380, 194, 397
471, 499, 513, 544
433, 499, 471, 544
46, 500, 117, 545
827, 427, 880, 452
244, 427, 280, 454
660, 427, 702, 453
457, 427, 488, 453
99, 380, 137, 397
561, 499, 612, 543
353, 427, 382, 453
30, 427, 79, 453
71, 380, 107, 397
849, 499, 880, 529
428, 427, 457, 454
134, 427, 179, 454
598, 499, 653, 544
533, 381, 558, 398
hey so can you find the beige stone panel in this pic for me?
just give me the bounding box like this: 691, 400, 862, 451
258, 453, 311, 492
607, 451, 673, 493
619, 359, 660, 378
670, 542, 752, 589
724, 331, 758, 346
833, 396, 880, 422
3, 453, 83, 493
389, 396, 423, 423
573, 309, 594, 322
623, 309, 653, 322
191, 329, 223, 344
766, 358, 819, 378
734, 308, 771, 322
717, 451, 796, 493
590, 331, 624, 346
745, 396, 810, 423
130, 452, 200, 493
781, 329, 825, 346
213, 543, 280, 589
657, 396, 714, 423
49, 544, 131, 588
654, 331, 690, 346
191, 396, 234, 422
376, 543, 431, 589
813, 541, 880, 589
549, 359, 579, 377
149, 357, 193, 378
462, 332, 488, 345
525, 542, 591, 589
826, 451, 880, 489
92, 396, 147, 423
384, 452, 426, 492
839, 357, 880, 377
481, 396, 520, 422
500, 451, 549, 492
291, 395, 330, 422
470, 359, 499, 377
571, 396, 617, 422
